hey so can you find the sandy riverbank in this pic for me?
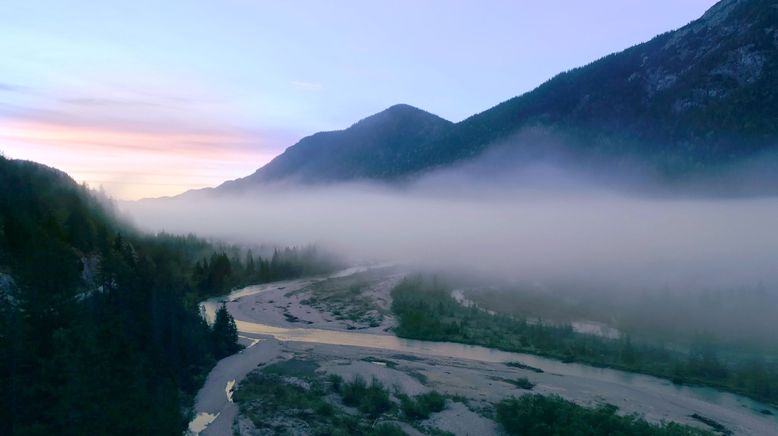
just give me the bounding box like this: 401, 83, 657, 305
192, 267, 778, 435
227, 266, 403, 335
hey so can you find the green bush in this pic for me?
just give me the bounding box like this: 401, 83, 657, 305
400, 391, 446, 420
391, 276, 778, 405
369, 422, 406, 436
511, 377, 535, 390
328, 373, 344, 392
340, 376, 393, 418
359, 380, 393, 418
341, 375, 368, 406
417, 391, 446, 414
496, 394, 713, 435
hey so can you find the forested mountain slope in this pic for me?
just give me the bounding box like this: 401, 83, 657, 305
214, 0, 778, 191
0, 156, 338, 434
219, 104, 452, 190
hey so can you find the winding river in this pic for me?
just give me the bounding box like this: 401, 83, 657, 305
193, 268, 778, 435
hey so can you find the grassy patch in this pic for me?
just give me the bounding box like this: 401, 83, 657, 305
506, 377, 535, 390
399, 391, 447, 420
234, 357, 458, 435
496, 394, 713, 435
338, 375, 394, 418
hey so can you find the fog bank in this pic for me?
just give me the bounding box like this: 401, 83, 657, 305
122, 171, 778, 291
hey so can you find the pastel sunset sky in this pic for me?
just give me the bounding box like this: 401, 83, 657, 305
1, 0, 716, 199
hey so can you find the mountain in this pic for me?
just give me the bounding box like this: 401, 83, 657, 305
214, 0, 778, 191
220, 104, 452, 190
0, 156, 223, 433
410, 0, 778, 177
0, 156, 337, 433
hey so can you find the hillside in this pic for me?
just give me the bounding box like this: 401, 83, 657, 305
220, 104, 452, 190
214, 0, 778, 190
411, 0, 778, 177
0, 156, 338, 434
0, 156, 217, 434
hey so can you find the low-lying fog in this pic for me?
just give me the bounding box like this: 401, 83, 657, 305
121, 162, 778, 292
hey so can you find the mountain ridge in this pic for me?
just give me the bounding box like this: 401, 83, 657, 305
206, 0, 778, 194
218, 103, 452, 191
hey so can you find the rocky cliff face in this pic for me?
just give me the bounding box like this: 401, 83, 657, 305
647, 0, 774, 115
407, 0, 778, 178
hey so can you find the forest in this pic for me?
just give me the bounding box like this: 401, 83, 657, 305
391, 276, 778, 406
0, 157, 340, 435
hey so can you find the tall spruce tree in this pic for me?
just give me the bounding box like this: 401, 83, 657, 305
212, 302, 241, 358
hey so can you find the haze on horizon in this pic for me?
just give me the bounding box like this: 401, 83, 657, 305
123, 151, 778, 293
0, 0, 716, 199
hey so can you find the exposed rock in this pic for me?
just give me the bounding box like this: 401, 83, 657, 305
711, 45, 766, 84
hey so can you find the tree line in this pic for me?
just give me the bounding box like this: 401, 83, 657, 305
0, 157, 340, 435
391, 275, 778, 406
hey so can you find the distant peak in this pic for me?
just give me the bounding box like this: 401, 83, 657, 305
385, 103, 422, 112
352, 104, 451, 128
367, 104, 429, 119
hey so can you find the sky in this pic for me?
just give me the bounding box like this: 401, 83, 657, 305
0, 0, 717, 200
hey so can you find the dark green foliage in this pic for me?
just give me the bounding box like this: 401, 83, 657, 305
370, 423, 406, 436
341, 376, 393, 418
328, 373, 344, 392
340, 374, 368, 405
194, 252, 232, 292
191, 245, 339, 298
0, 157, 339, 435
399, 391, 447, 420
496, 395, 713, 435
235, 371, 402, 435
223, 1, 778, 193
391, 276, 778, 405
212, 303, 241, 358
509, 377, 535, 390
359, 382, 394, 418
234, 372, 332, 421
0, 158, 216, 435
228, 104, 453, 187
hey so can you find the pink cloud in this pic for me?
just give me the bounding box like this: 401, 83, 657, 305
0, 118, 289, 199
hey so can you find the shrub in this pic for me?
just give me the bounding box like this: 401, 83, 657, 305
339, 376, 393, 418
369, 422, 406, 436
328, 373, 344, 393
496, 394, 712, 435
400, 391, 446, 420
359, 380, 393, 418
341, 375, 368, 406
511, 377, 535, 390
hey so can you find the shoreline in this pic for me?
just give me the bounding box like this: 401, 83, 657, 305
191, 267, 778, 435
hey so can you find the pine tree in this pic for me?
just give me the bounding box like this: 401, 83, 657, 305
211, 302, 241, 358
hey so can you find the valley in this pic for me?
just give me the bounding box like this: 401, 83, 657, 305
4, 1, 778, 434
191, 267, 778, 435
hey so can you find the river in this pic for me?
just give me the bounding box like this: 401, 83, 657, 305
192, 268, 778, 435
